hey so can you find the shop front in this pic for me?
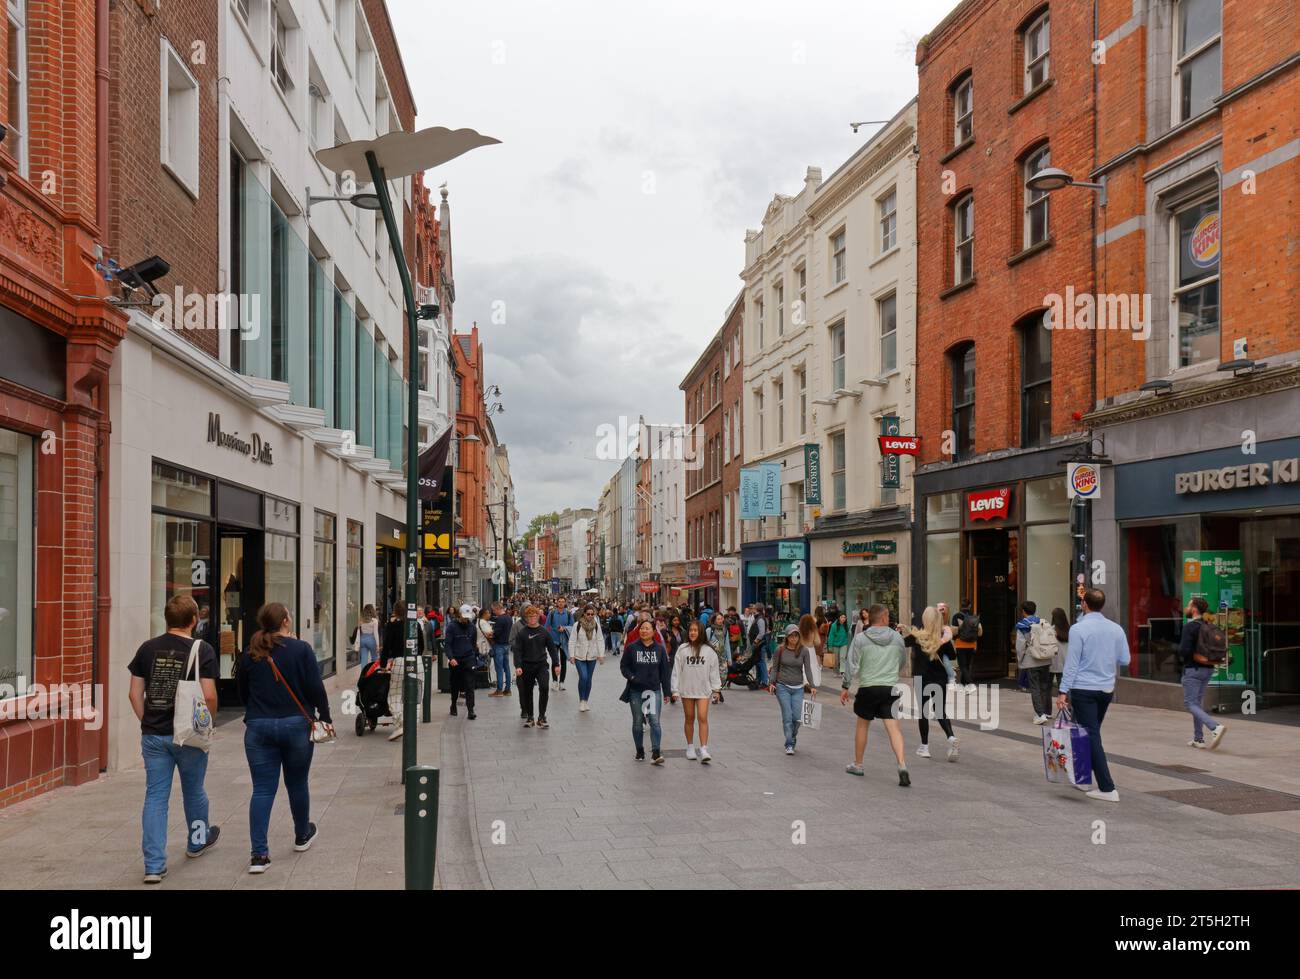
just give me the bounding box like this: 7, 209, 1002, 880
915, 447, 1078, 681
109, 325, 407, 770
1097, 433, 1300, 710
809, 508, 911, 624
741, 539, 810, 618
715, 556, 741, 611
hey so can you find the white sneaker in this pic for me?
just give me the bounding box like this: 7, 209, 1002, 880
1208, 723, 1227, 750
1033, 714, 1050, 725
579, 701, 589, 712
1085, 788, 1120, 802
916, 744, 931, 758
387, 727, 404, 742
685, 744, 697, 761
946, 738, 959, 762
1188, 739, 1207, 749
1074, 783, 1092, 792
784, 746, 795, 755
698, 746, 711, 764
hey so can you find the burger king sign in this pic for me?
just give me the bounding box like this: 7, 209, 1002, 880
1067, 462, 1102, 500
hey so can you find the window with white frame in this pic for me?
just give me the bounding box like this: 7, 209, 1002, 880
830, 432, 846, 512
1024, 145, 1051, 247
831, 230, 847, 285
4, 0, 26, 176
754, 390, 764, 453
879, 189, 897, 253
754, 297, 764, 350
1172, 194, 1220, 367
234, 0, 252, 24
160, 39, 200, 196
723, 345, 730, 378
953, 194, 974, 285
878, 294, 897, 373
775, 280, 784, 336
723, 409, 729, 459
1023, 10, 1050, 93
797, 368, 806, 436
953, 75, 973, 146
732, 402, 739, 459
795, 264, 806, 326
1174, 0, 1221, 124
775, 379, 784, 444
830, 321, 846, 390
270, 3, 293, 94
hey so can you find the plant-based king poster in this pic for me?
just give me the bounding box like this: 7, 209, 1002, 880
1181, 550, 1246, 684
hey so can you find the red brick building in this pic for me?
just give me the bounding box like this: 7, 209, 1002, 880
717, 292, 744, 610
452, 325, 488, 601
681, 328, 722, 609
913, 0, 1095, 678
0, 0, 125, 804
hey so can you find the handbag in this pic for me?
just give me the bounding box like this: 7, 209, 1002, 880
172, 640, 214, 752
1042, 707, 1092, 786
267, 653, 336, 744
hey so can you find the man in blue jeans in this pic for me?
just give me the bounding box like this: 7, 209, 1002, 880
490, 601, 514, 697
1178, 597, 1228, 750
127, 595, 221, 884
545, 597, 575, 691
1057, 588, 1130, 803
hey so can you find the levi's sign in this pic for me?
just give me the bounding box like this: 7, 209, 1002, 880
879, 435, 920, 456
968, 487, 1011, 521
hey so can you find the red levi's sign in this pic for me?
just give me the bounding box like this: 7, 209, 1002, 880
968, 487, 1012, 521
878, 435, 920, 455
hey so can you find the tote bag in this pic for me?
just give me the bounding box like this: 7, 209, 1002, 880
1042, 708, 1092, 786
172, 640, 214, 751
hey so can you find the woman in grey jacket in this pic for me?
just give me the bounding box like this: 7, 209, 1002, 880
767, 625, 818, 755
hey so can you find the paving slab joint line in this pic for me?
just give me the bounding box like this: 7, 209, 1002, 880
445, 717, 493, 890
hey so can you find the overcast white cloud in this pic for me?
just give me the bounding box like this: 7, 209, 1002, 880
387, 0, 958, 525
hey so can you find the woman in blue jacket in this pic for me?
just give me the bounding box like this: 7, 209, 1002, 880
621, 619, 673, 764
238, 602, 333, 875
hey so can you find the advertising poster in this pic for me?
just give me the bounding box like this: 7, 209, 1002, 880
1181, 550, 1246, 684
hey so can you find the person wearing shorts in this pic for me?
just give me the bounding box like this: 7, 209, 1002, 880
841, 604, 910, 787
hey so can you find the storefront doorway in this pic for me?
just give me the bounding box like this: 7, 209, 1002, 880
968, 528, 1017, 680
216, 527, 262, 705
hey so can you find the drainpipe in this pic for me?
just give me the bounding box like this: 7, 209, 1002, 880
96, 0, 108, 233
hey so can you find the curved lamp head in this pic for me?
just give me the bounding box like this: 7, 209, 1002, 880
1025, 166, 1076, 193
315, 126, 501, 180
349, 192, 383, 211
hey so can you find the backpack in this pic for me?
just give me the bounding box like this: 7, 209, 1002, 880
1192, 619, 1228, 665
956, 613, 981, 643
748, 618, 760, 644
1026, 620, 1057, 663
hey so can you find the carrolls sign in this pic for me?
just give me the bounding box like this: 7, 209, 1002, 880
207, 413, 273, 465
968, 487, 1011, 521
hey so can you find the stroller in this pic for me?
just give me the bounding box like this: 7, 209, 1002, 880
724, 646, 763, 690
353, 660, 393, 735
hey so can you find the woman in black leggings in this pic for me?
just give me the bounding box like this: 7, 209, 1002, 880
906, 606, 960, 763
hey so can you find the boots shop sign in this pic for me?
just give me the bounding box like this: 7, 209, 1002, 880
206, 413, 274, 465
968, 487, 1011, 522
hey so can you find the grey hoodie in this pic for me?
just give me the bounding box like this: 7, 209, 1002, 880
845, 625, 906, 694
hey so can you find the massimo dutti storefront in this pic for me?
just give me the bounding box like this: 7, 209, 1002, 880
108, 321, 408, 770
1090, 370, 1300, 709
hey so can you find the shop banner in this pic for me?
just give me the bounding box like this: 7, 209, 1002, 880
881, 416, 902, 489
417, 427, 452, 501
421, 465, 454, 565
639, 581, 660, 594
740, 463, 782, 518
1181, 551, 1246, 684
804, 443, 823, 506
778, 541, 804, 561
1067, 462, 1102, 499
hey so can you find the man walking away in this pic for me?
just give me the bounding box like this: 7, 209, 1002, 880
749, 605, 769, 687
490, 602, 515, 698
546, 597, 575, 691
951, 600, 981, 688
128, 595, 221, 883
444, 604, 478, 720
1015, 601, 1057, 724
841, 605, 910, 786
1179, 597, 1228, 750
1057, 589, 1130, 802
512, 606, 561, 727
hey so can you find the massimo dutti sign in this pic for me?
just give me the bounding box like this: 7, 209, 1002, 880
206, 413, 274, 465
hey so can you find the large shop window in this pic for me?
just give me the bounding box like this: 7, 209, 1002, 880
926, 532, 961, 614
150, 466, 214, 639
1173, 195, 1220, 368
0, 428, 34, 694
313, 511, 336, 677
264, 497, 299, 636
346, 519, 363, 668
821, 565, 900, 620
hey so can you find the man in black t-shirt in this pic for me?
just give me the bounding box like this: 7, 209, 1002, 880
127, 594, 221, 884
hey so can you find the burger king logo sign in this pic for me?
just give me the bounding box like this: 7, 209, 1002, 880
1067, 462, 1102, 500
1188, 211, 1220, 270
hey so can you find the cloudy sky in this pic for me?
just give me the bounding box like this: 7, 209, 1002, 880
389, 0, 958, 526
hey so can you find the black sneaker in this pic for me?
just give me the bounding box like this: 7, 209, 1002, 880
537, 717, 549, 729
467, 711, 477, 720
523, 717, 535, 727
293, 823, 319, 852
898, 769, 911, 788
186, 824, 221, 858
635, 749, 646, 761
450, 705, 458, 717
142, 868, 167, 884
248, 854, 271, 874
651, 750, 664, 766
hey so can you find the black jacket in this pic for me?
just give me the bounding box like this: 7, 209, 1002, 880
381, 617, 424, 665
512, 624, 560, 670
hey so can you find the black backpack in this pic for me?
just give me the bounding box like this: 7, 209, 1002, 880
1192, 619, 1228, 665
956, 613, 981, 643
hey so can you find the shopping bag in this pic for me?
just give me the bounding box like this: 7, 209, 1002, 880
1042, 708, 1092, 785
800, 698, 822, 730
172, 640, 214, 752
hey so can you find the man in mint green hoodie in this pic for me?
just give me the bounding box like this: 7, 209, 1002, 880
840, 604, 910, 786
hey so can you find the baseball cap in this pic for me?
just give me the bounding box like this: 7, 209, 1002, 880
459, 604, 473, 618
785, 624, 801, 637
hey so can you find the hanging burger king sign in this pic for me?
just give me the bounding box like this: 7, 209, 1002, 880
967, 487, 1011, 522
1067, 462, 1102, 499
1188, 210, 1220, 269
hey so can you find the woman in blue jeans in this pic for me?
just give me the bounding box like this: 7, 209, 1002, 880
568, 605, 606, 712
767, 625, 818, 754
237, 602, 334, 874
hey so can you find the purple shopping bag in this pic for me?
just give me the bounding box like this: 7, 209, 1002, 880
1042, 708, 1093, 786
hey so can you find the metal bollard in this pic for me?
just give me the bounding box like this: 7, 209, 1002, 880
401, 669, 418, 783
422, 651, 433, 723
404, 765, 439, 890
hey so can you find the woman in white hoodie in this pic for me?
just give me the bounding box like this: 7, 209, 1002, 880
670, 620, 721, 763
568, 604, 606, 712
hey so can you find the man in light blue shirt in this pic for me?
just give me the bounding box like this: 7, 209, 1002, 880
1056, 588, 1130, 802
